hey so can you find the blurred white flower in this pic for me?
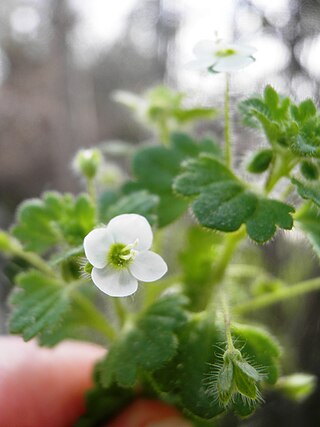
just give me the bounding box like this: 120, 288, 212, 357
83, 214, 167, 297
190, 39, 256, 73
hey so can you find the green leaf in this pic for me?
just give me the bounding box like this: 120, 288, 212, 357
174, 155, 235, 196
239, 86, 320, 159
9, 270, 72, 341
246, 199, 294, 243
247, 149, 273, 174
292, 177, 320, 207
100, 190, 159, 226
100, 295, 188, 388
129, 133, 221, 226
76, 363, 134, 427
38, 287, 107, 347
174, 155, 294, 243
291, 99, 317, 123
192, 183, 257, 232
300, 160, 319, 181
12, 192, 95, 254
232, 323, 281, 384
152, 315, 225, 420
295, 204, 320, 257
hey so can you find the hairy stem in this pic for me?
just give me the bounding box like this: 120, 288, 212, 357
222, 296, 235, 351
224, 73, 232, 168
211, 228, 246, 286
233, 277, 320, 315
87, 178, 96, 204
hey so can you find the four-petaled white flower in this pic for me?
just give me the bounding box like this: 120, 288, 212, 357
190, 39, 256, 73
83, 214, 168, 297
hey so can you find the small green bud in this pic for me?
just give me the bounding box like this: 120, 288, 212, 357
0, 231, 21, 254
98, 162, 124, 188
247, 149, 273, 174
213, 348, 263, 407
300, 160, 319, 181
73, 149, 102, 179
276, 373, 316, 402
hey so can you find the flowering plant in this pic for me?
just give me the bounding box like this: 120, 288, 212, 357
1, 39, 320, 425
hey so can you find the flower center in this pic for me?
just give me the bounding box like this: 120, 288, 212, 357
216, 48, 236, 57
107, 241, 137, 269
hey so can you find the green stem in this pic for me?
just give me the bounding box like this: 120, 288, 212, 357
113, 298, 127, 326
211, 228, 246, 286
234, 277, 320, 315
87, 178, 96, 205
72, 291, 116, 341
222, 296, 235, 351
201, 228, 246, 311
158, 119, 170, 146
228, 264, 263, 279
13, 247, 56, 277
265, 154, 297, 195
224, 73, 232, 168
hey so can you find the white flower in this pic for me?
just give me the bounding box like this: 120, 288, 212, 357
190, 39, 256, 73
83, 214, 168, 297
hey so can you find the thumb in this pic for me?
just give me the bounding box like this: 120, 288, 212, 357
0, 336, 104, 427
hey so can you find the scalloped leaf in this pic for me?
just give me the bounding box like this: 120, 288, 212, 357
99, 295, 188, 388
9, 270, 72, 341
12, 192, 95, 254
174, 155, 294, 243
127, 133, 222, 226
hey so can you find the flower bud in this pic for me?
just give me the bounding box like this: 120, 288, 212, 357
214, 348, 262, 407
73, 149, 102, 179
276, 373, 316, 402
0, 231, 21, 254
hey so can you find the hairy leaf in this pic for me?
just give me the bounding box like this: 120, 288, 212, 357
100, 295, 188, 388
12, 192, 95, 254
128, 133, 221, 226
295, 204, 320, 258
174, 154, 294, 243
292, 177, 320, 207
9, 270, 72, 341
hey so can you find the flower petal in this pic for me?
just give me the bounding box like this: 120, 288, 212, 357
130, 251, 168, 282
214, 54, 255, 72
83, 228, 114, 268
107, 214, 153, 251
91, 266, 138, 297
193, 39, 216, 59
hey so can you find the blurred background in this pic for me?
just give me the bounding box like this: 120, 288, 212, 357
1, 0, 320, 426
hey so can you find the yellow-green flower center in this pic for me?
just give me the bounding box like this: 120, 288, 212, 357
216, 48, 236, 58
107, 242, 136, 269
